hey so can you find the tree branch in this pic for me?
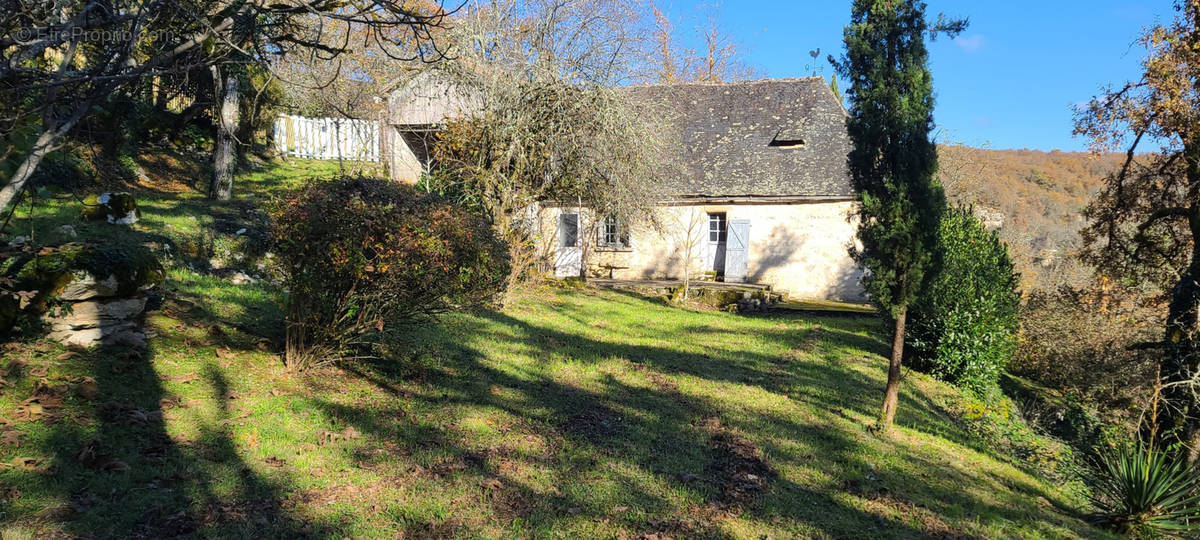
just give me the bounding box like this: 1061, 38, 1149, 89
1137, 207, 1193, 234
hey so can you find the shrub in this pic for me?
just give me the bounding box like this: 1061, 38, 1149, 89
1090, 443, 1200, 536
270, 175, 509, 369
907, 206, 1021, 394
1013, 286, 1159, 407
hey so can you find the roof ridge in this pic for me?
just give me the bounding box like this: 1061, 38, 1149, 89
623, 77, 826, 89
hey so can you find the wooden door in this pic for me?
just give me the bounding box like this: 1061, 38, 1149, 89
725, 219, 750, 283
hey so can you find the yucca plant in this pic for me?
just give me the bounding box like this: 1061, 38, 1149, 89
1090, 443, 1200, 536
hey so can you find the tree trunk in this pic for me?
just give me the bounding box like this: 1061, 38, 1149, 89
0, 102, 91, 214
1161, 207, 1200, 462
878, 306, 907, 429
210, 67, 239, 201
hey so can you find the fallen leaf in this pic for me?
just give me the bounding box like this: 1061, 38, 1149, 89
264, 456, 286, 467
215, 348, 236, 359
1, 429, 21, 446
56, 351, 82, 361
159, 396, 183, 409
28, 366, 48, 377
18, 402, 45, 420
481, 478, 503, 490
75, 380, 100, 400
10, 456, 41, 470
315, 430, 340, 445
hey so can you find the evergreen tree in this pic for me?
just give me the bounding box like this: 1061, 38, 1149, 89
833, 0, 964, 429
829, 73, 843, 102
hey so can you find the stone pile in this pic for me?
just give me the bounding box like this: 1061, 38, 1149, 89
44, 272, 152, 348
1, 243, 162, 348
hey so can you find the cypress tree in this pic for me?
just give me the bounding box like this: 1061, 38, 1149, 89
834, 0, 964, 429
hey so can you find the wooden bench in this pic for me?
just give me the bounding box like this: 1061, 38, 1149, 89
599, 264, 629, 279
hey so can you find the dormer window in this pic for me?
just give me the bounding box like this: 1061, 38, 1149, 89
769, 138, 806, 148
770, 126, 806, 148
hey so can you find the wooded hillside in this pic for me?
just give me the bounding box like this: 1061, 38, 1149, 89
939, 145, 1124, 291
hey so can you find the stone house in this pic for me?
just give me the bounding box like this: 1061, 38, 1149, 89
383, 76, 865, 302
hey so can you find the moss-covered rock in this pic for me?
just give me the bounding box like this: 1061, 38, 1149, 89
81, 192, 140, 224
1, 243, 161, 343
1, 243, 163, 309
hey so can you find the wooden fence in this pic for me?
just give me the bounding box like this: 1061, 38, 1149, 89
273, 114, 380, 161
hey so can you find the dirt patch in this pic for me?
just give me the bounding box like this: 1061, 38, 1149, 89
487, 481, 536, 523
199, 498, 289, 531
700, 417, 775, 509
856, 493, 982, 539
130, 505, 199, 538
403, 517, 467, 539
560, 405, 622, 442
643, 369, 680, 395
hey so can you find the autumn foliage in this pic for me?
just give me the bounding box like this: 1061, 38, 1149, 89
938, 145, 1123, 291
270, 176, 509, 369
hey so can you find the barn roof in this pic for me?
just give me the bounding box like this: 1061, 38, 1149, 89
623, 78, 852, 199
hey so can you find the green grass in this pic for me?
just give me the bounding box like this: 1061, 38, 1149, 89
0, 157, 1108, 538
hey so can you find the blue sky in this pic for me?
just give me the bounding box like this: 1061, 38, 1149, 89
666, 1, 1175, 151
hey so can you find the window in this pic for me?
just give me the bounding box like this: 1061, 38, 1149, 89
709, 213, 727, 243
768, 138, 806, 148
598, 216, 631, 248
559, 213, 579, 248
770, 126, 806, 148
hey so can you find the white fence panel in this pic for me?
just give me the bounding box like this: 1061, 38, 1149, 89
273, 114, 380, 162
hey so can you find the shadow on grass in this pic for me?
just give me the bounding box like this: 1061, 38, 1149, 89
0, 325, 324, 538
320, 290, 1095, 537
1, 282, 1095, 537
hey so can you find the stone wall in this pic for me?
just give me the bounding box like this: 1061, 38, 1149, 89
535, 201, 866, 302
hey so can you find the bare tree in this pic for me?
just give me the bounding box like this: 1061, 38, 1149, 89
273, 2, 449, 119
426, 0, 674, 286
0, 0, 453, 213
670, 206, 707, 300
650, 4, 692, 83
646, 2, 762, 83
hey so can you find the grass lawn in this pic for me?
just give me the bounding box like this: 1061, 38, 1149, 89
0, 157, 1107, 538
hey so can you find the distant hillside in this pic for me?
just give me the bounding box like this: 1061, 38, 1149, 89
937, 146, 1125, 291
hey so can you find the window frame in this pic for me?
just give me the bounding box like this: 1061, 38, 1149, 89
597, 215, 632, 250
708, 213, 727, 243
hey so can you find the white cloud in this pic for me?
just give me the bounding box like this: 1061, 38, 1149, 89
954, 34, 986, 53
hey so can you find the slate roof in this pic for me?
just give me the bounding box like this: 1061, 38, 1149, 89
623, 78, 852, 199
